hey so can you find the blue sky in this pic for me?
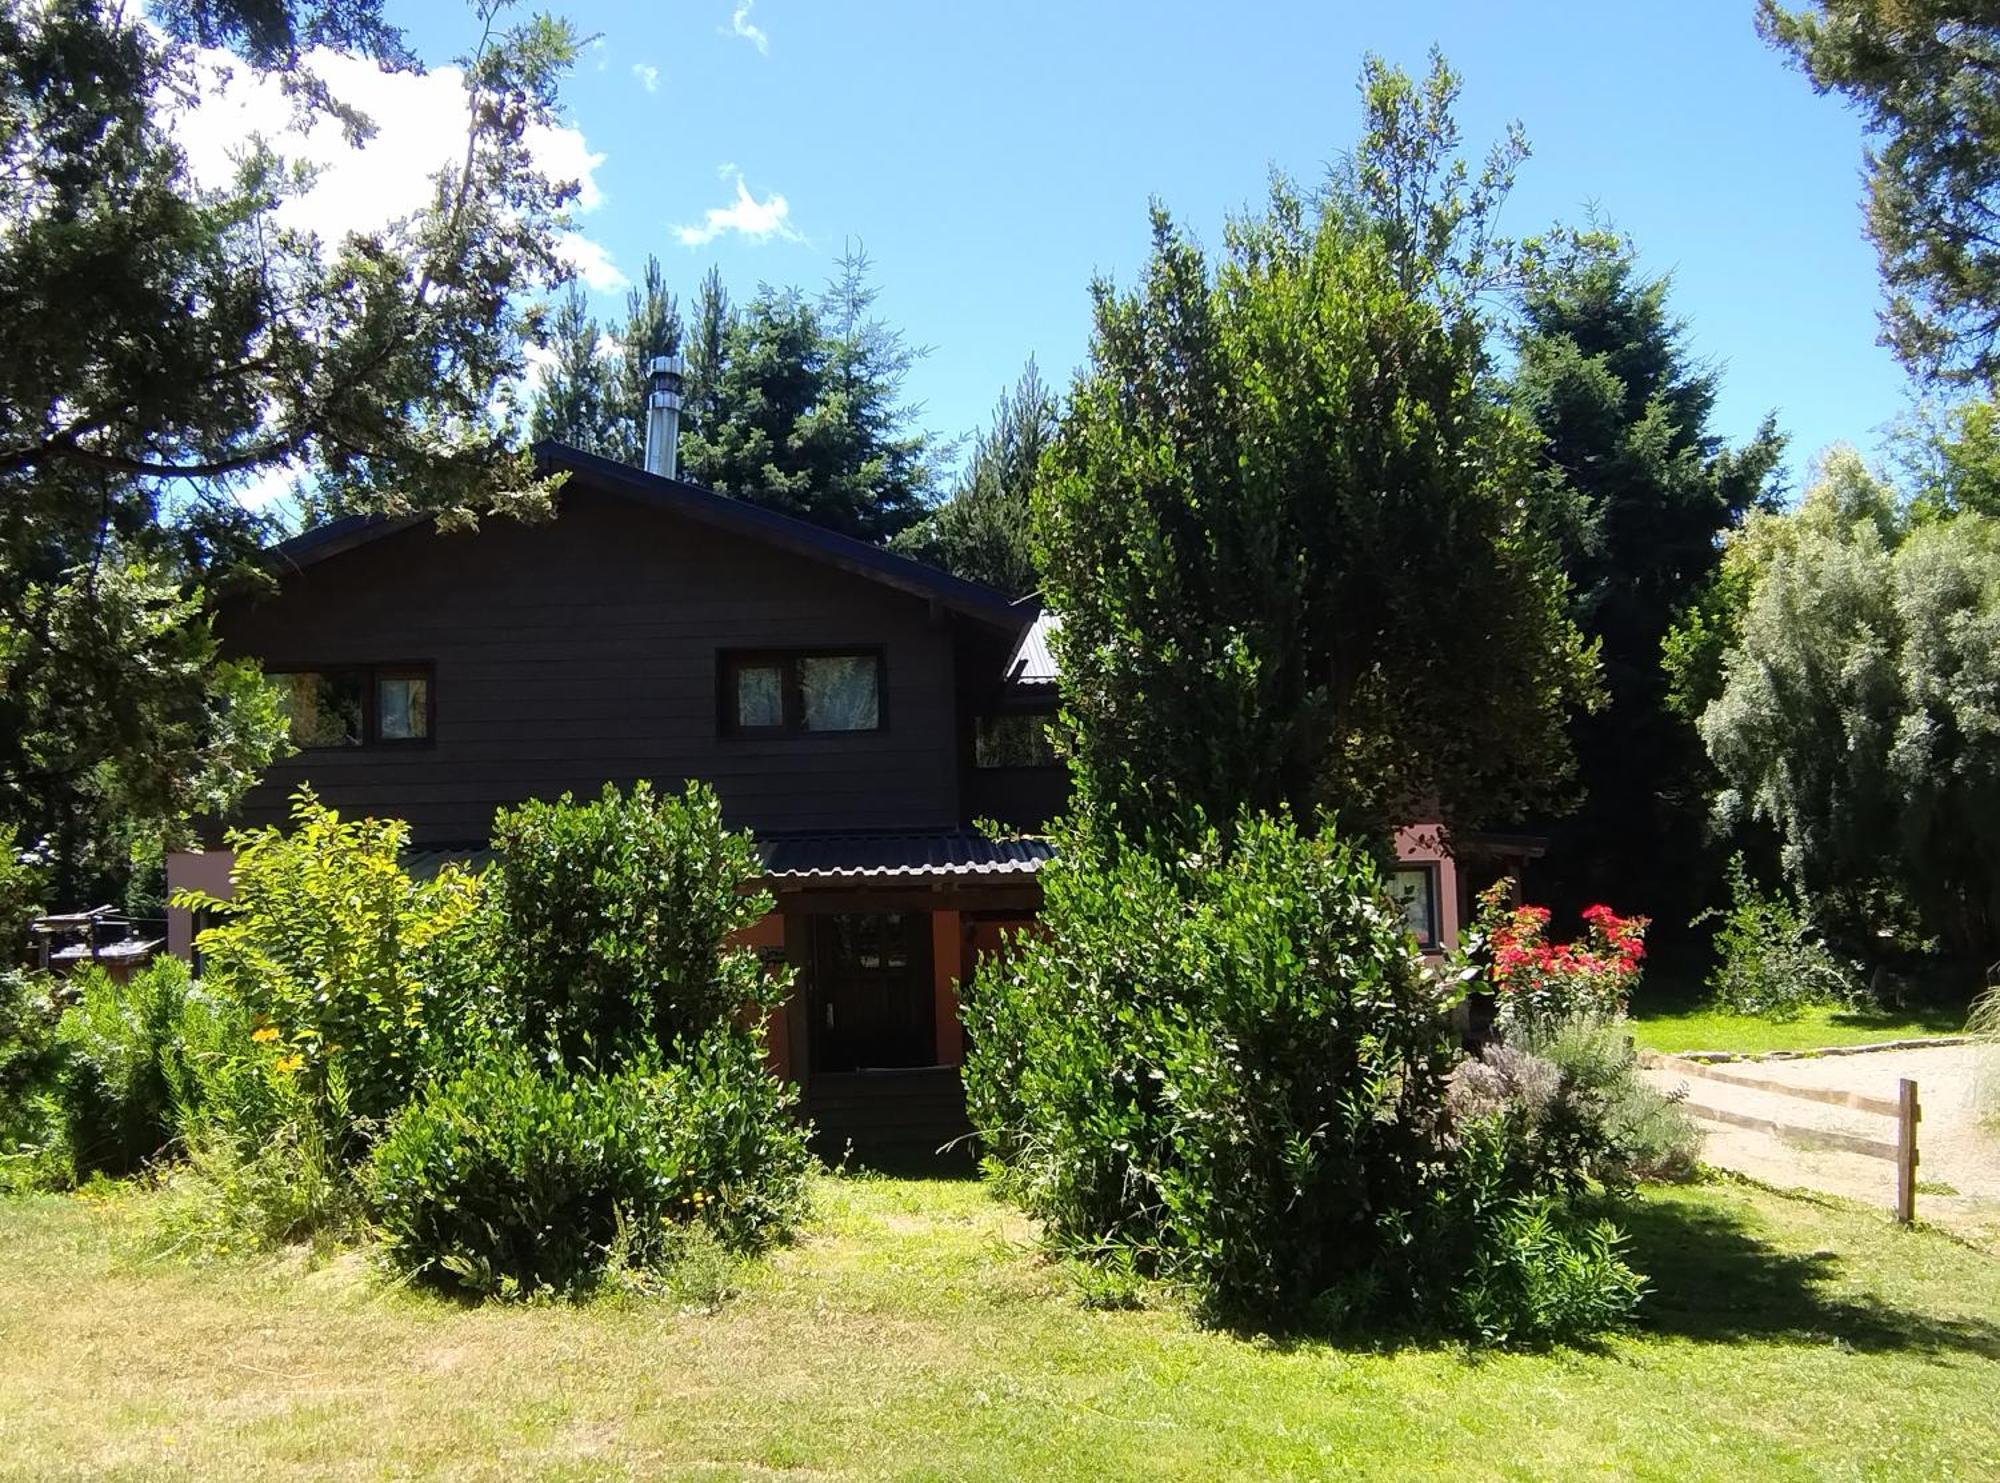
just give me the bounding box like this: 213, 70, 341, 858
404, 0, 1908, 495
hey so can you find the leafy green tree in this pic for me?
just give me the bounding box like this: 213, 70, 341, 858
1760, 1, 2000, 386
1510, 231, 1785, 932
683, 265, 732, 442
528, 284, 614, 452
1898, 396, 2000, 519
1694, 449, 2000, 961
529, 257, 682, 463
1, 0, 581, 900
1331, 47, 1530, 307
602, 256, 683, 466
1036, 190, 1598, 848
890, 359, 1055, 594
532, 249, 936, 543
679, 247, 937, 541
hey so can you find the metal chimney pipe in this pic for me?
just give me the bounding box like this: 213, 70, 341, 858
642, 352, 686, 479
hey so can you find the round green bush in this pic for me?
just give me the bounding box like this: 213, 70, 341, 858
368, 1028, 811, 1299
963, 814, 1465, 1322
962, 812, 1647, 1343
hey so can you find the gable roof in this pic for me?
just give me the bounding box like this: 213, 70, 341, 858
261, 441, 1032, 633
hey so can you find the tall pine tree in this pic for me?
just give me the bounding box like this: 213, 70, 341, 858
528, 284, 612, 451
528, 250, 935, 543
890, 359, 1054, 594
1511, 231, 1785, 941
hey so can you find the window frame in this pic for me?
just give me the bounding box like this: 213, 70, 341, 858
1390, 861, 1442, 952
267, 661, 437, 751
718, 647, 888, 738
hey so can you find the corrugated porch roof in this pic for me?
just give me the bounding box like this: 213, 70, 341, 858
402, 830, 1054, 887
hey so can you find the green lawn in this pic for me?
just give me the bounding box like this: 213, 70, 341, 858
1630, 1000, 1971, 1055
2, 1176, 1997, 1479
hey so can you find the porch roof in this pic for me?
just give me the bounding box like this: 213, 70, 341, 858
402, 831, 1056, 888
758, 830, 1054, 882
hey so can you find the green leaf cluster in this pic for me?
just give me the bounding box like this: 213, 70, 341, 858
890, 359, 1056, 596
1761, 1, 2000, 387
487, 780, 781, 1071
177, 790, 490, 1145
1, 0, 584, 900
368, 1032, 810, 1298
1508, 229, 1784, 928
1689, 450, 2000, 960
530, 249, 940, 543
1036, 187, 1597, 846
961, 812, 1460, 1322
963, 812, 1642, 1342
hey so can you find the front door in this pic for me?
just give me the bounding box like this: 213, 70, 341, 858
810, 912, 936, 1072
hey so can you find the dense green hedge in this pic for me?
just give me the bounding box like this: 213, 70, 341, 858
370, 1030, 810, 1298
962, 813, 1645, 1343
488, 781, 778, 1069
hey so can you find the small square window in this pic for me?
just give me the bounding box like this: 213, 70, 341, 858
278, 671, 365, 748
376, 673, 430, 741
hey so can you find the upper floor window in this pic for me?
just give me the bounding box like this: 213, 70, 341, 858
975, 711, 1058, 768
721, 649, 884, 736
272, 664, 432, 749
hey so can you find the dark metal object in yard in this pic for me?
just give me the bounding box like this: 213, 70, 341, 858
28, 905, 165, 981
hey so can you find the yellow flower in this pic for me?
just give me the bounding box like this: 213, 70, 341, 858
251, 1027, 279, 1044
274, 1053, 304, 1074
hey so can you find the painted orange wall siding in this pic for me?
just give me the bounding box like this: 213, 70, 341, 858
1392, 824, 1462, 957
931, 910, 964, 1067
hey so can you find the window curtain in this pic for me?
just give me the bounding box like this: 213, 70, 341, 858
800, 655, 878, 731
736, 663, 785, 728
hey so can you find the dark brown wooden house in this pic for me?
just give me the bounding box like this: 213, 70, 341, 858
165, 440, 1495, 1157
166, 443, 1066, 1157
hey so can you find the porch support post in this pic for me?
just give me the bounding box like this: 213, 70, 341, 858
783, 901, 813, 1093
931, 908, 964, 1067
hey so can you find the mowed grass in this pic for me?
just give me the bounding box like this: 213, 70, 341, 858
1631, 999, 1972, 1055
3, 1175, 1998, 1480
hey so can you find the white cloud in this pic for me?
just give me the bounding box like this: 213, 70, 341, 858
230, 458, 306, 511
632, 62, 659, 93
674, 170, 798, 247
722, 1, 769, 55
167, 45, 614, 262
556, 233, 629, 291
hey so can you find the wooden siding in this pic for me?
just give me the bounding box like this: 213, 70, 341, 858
216, 486, 968, 843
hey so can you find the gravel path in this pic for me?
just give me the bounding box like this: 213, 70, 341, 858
1641, 1043, 2000, 1250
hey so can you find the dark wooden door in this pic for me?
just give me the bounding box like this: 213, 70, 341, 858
810, 912, 936, 1072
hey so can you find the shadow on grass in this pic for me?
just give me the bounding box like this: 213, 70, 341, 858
1822, 1003, 1970, 1036
809, 1134, 980, 1181
1622, 1191, 2000, 1359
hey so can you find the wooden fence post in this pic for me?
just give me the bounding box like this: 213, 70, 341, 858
1894, 1078, 1921, 1225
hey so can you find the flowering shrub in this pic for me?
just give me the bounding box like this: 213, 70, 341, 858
1467, 880, 1647, 1035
